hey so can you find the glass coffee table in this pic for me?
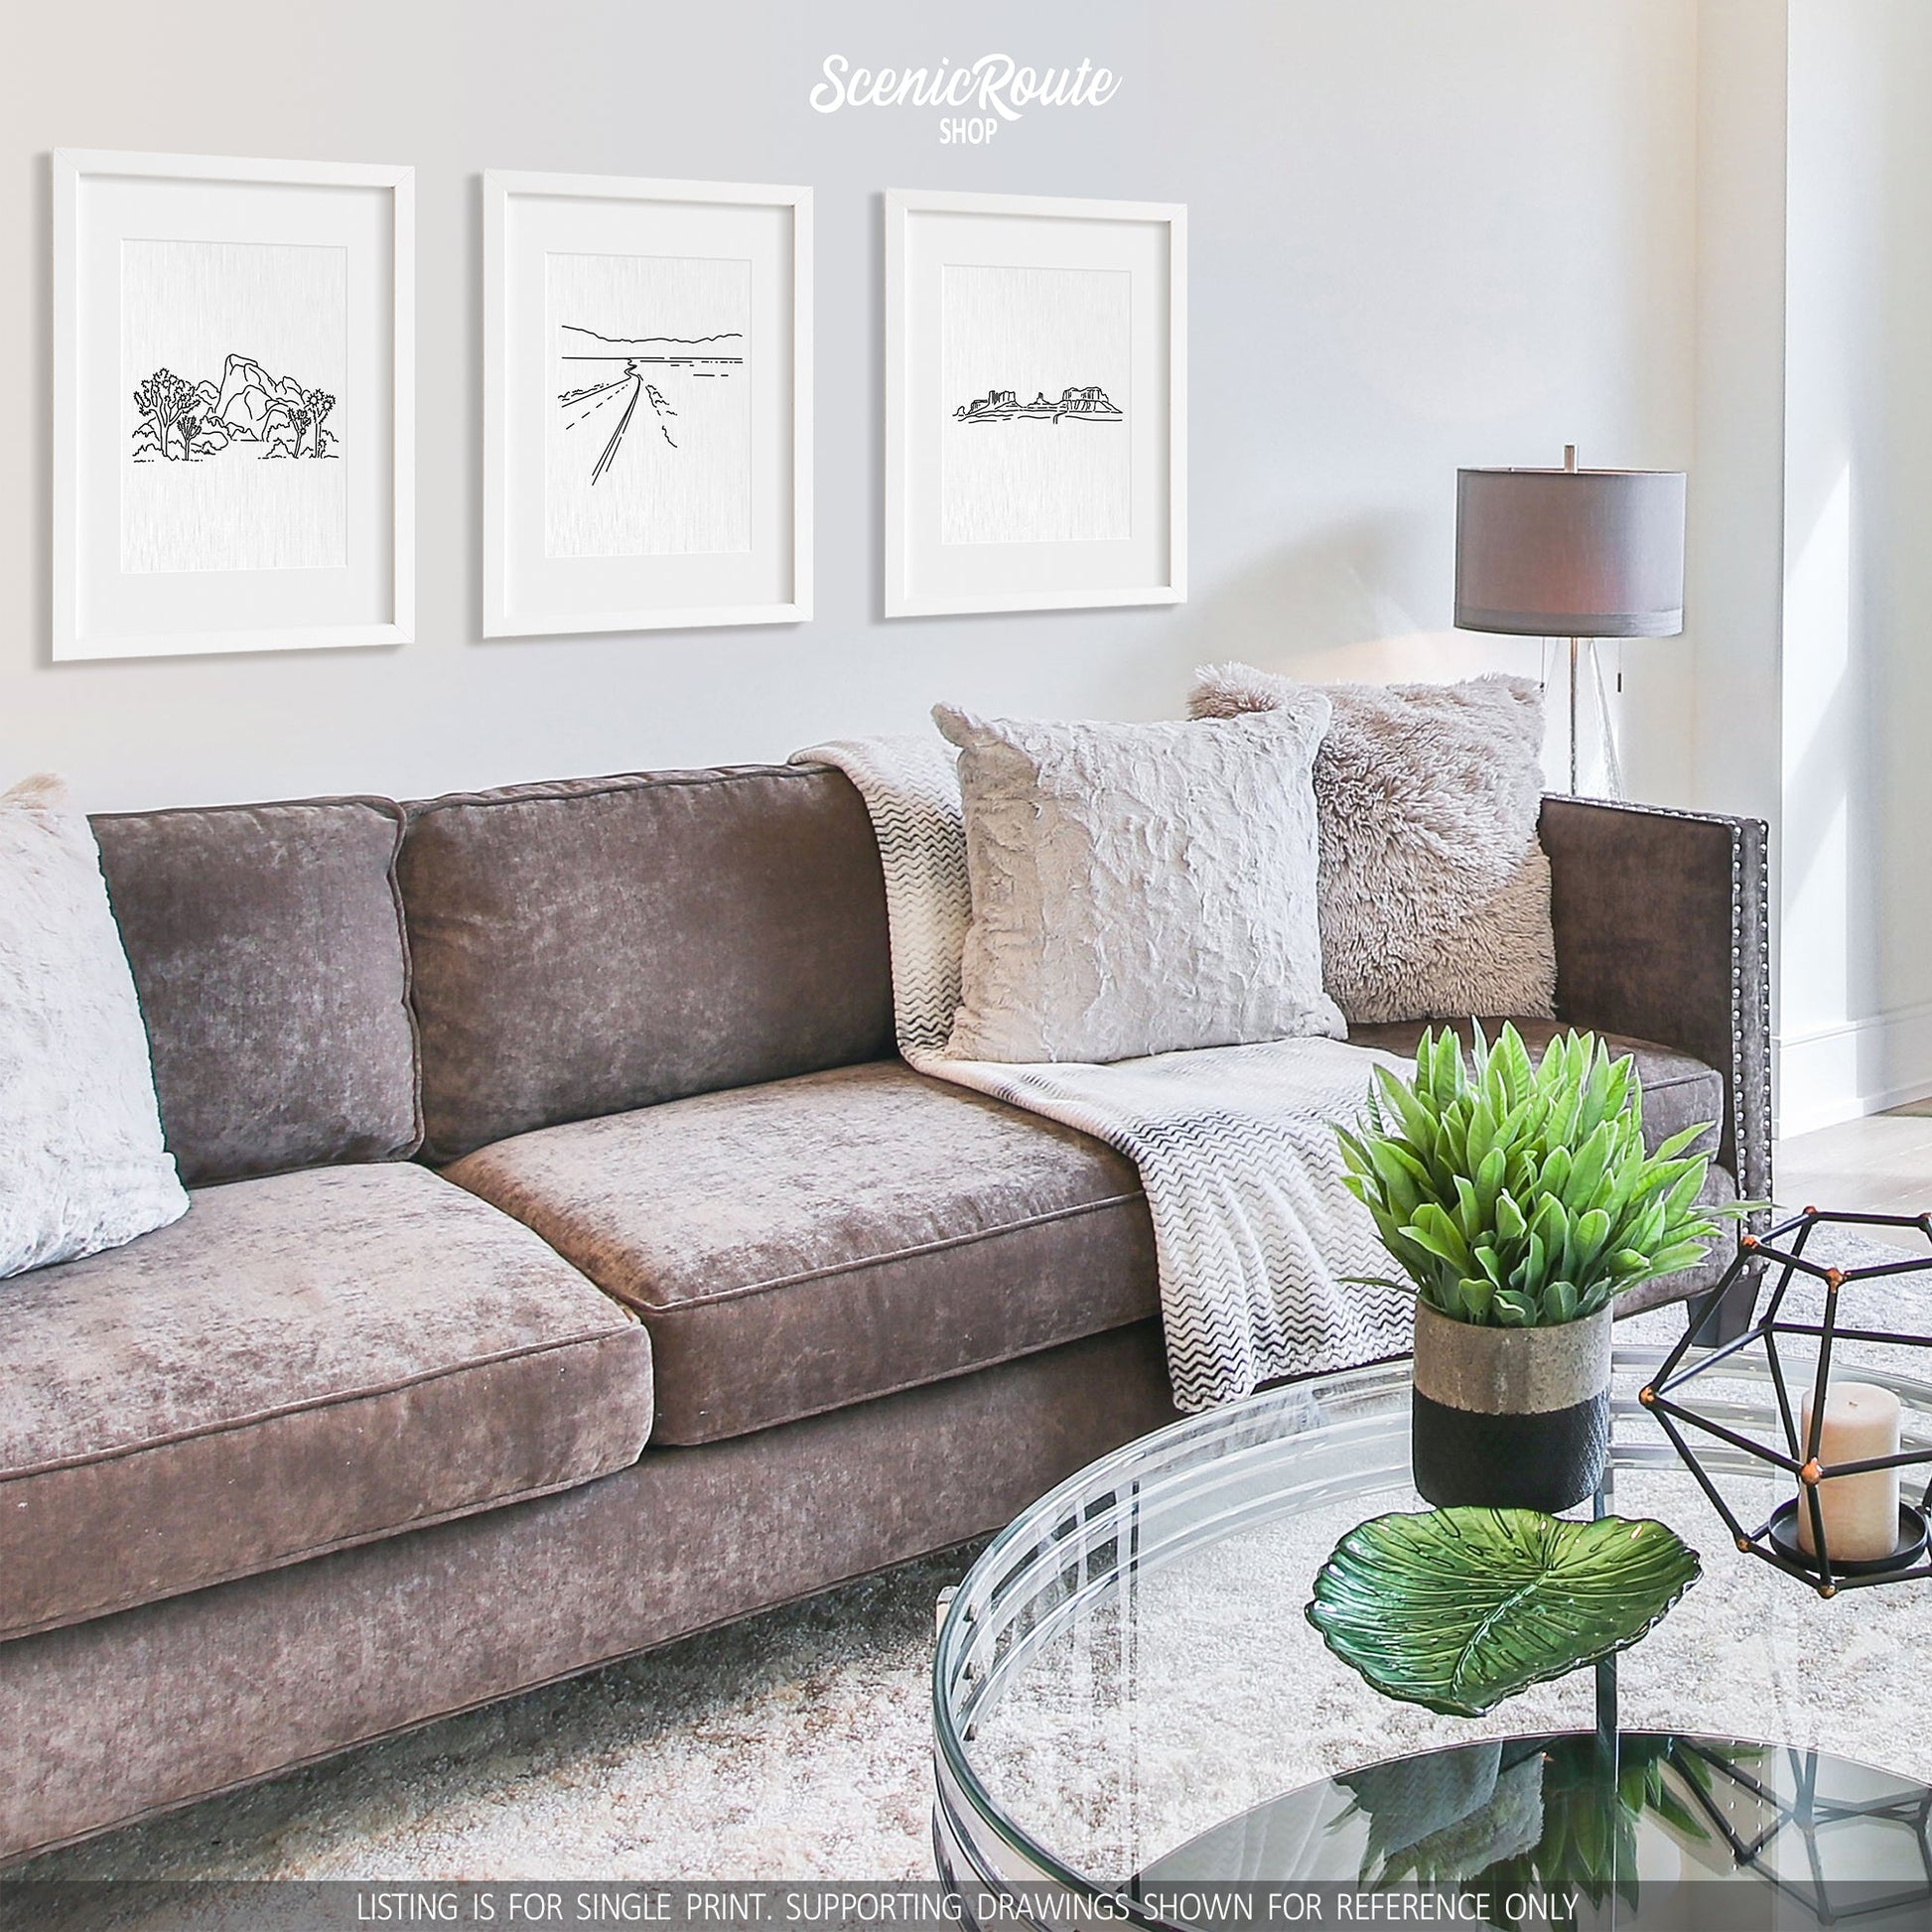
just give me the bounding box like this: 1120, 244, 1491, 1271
933, 1347, 1932, 1924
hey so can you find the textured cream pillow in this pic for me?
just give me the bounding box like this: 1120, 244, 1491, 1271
933, 704, 1345, 1063
1189, 666, 1558, 1026
0, 776, 188, 1278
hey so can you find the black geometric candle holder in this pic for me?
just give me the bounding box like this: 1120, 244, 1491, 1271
1641, 1208, 1932, 1597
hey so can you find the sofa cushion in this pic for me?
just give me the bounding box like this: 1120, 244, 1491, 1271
1190, 668, 1558, 1027
0, 780, 188, 1278
444, 1060, 1156, 1445
0, 1164, 652, 1643
399, 766, 896, 1165
934, 703, 1343, 1062
91, 797, 421, 1185
1345, 1018, 1726, 1159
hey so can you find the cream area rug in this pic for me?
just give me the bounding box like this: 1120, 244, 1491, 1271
22, 1222, 1926, 1883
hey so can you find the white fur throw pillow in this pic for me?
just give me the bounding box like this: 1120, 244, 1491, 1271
1188, 667, 1559, 1026
933, 703, 1345, 1063
0, 776, 188, 1279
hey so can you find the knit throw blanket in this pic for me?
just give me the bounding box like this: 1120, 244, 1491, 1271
795, 734, 1414, 1411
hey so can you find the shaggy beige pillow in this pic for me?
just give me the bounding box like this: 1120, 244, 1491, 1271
934, 703, 1344, 1063
0, 776, 188, 1278
1188, 666, 1558, 1026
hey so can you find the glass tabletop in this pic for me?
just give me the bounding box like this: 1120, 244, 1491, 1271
932, 1344, 1932, 1908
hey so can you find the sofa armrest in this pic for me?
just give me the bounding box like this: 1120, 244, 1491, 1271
1537, 795, 1771, 1217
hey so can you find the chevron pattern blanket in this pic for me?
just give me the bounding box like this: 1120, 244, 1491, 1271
796, 734, 1415, 1411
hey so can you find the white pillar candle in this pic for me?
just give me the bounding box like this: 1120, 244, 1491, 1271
1798, 1381, 1902, 1563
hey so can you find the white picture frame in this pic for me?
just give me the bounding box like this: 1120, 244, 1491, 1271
885, 188, 1185, 620
53, 149, 414, 660
483, 171, 811, 638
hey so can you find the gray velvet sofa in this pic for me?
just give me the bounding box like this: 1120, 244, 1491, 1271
0, 765, 1771, 1863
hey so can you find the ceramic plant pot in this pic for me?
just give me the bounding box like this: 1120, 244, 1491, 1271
1411, 1299, 1614, 1512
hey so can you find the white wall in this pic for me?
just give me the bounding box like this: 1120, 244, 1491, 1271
1774, 0, 1932, 1133
0, 0, 1701, 812
1686, 0, 1787, 841
1677, 0, 1932, 1136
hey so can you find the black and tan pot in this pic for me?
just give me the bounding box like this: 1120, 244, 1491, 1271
1411, 1300, 1613, 1512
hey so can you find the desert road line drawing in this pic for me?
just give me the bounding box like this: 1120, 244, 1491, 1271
558, 325, 741, 485
954, 384, 1123, 423
563, 373, 654, 485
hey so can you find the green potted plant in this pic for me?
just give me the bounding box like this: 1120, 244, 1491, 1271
1337, 1024, 1737, 1511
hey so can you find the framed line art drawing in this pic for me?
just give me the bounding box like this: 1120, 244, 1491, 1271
53, 150, 413, 660
885, 189, 1185, 619
484, 172, 811, 637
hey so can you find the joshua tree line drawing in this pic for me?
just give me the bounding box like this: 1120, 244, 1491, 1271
131, 354, 340, 465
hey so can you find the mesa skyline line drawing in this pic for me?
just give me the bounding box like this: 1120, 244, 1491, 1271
954, 383, 1123, 424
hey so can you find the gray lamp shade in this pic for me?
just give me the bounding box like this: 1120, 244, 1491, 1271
1454, 467, 1687, 637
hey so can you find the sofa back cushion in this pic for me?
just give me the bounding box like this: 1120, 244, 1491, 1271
399, 765, 896, 1165
91, 798, 422, 1186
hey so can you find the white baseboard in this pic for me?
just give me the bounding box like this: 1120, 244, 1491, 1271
1778, 1000, 1932, 1137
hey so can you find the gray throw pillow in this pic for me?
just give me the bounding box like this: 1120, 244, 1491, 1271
933, 703, 1345, 1063
1189, 666, 1558, 1026
0, 776, 189, 1278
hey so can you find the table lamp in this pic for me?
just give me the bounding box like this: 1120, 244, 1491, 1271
1454, 446, 1686, 795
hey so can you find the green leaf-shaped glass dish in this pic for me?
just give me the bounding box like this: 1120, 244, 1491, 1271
1307, 1508, 1701, 1719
